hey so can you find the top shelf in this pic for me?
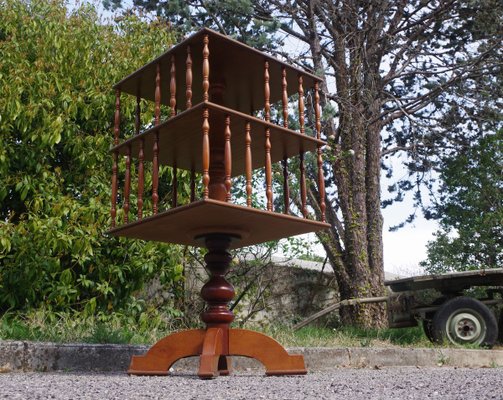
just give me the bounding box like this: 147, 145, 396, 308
113, 28, 322, 115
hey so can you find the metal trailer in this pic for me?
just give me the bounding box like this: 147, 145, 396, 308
294, 268, 503, 347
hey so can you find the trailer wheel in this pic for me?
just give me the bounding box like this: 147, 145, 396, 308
498, 311, 503, 344
432, 297, 498, 347
422, 297, 447, 343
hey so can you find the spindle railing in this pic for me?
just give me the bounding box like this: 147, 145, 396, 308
110, 29, 326, 230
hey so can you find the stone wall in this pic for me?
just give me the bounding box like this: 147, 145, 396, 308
184, 258, 339, 327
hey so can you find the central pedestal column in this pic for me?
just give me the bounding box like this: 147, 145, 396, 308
197, 233, 237, 377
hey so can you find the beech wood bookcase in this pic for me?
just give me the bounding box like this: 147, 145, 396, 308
108, 28, 329, 379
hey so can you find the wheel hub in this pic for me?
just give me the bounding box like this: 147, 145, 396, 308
447, 311, 485, 344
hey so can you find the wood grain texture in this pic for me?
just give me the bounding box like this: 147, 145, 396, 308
264, 60, 270, 122
170, 55, 176, 117
114, 90, 120, 145
198, 328, 223, 379
265, 127, 273, 211
186, 46, 193, 109
128, 329, 205, 375
300, 151, 307, 218
108, 199, 330, 249
315, 82, 326, 222
111, 152, 118, 228
229, 329, 306, 375
155, 64, 161, 125
283, 157, 290, 214
123, 144, 131, 223
298, 75, 305, 135
245, 121, 252, 207
282, 66, 288, 128
135, 94, 141, 135
114, 28, 322, 115
137, 138, 144, 220
112, 102, 325, 175
152, 131, 159, 214
202, 35, 209, 102
224, 115, 232, 202
202, 108, 210, 199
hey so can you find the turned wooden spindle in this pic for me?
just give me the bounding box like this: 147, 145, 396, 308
170, 55, 177, 117
265, 128, 273, 211
137, 138, 144, 220
283, 158, 290, 214
203, 35, 210, 102
245, 122, 252, 207
300, 151, 307, 218
152, 64, 161, 215
172, 163, 178, 208
155, 63, 161, 125
152, 132, 159, 214
123, 144, 131, 223
298, 75, 305, 135
186, 46, 193, 109
264, 60, 270, 122
315, 82, 326, 222
190, 168, 196, 203
136, 95, 144, 220
111, 89, 120, 227
135, 94, 141, 135
224, 115, 232, 202
202, 108, 210, 199
113, 90, 120, 146
282, 67, 288, 128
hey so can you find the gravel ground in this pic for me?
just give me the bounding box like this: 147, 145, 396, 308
1, 367, 503, 400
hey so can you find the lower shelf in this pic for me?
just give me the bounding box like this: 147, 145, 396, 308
108, 199, 330, 249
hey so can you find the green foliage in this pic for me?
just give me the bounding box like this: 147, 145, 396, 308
105, 0, 280, 49
0, 0, 185, 314
0, 304, 178, 344
0, 308, 430, 347
421, 131, 503, 273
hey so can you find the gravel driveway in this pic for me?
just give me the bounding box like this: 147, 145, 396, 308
1, 367, 502, 399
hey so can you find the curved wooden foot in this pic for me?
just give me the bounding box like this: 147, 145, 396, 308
198, 327, 223, 379
128, 329, 205, 375
229, 329, 306, 375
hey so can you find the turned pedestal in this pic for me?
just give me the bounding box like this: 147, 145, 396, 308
128, 233, 306, 378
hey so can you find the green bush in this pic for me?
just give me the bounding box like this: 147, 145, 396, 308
0, 0, 185, 314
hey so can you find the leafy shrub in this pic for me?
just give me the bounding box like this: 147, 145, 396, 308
0, 0, 185, 314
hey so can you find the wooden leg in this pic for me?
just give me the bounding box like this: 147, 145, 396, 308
128, 329, 205, 375
229, 328, 307, 376
198, 327, 224, 379
217, 355, 232, 376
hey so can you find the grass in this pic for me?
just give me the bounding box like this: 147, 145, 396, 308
0, 309, 434, 348
0, 309, 170, 345
259, 325, 433, 348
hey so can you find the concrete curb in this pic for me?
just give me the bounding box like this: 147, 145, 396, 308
1, 341, 503, 373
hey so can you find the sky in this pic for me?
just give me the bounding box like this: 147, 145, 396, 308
382, 201, 436, 276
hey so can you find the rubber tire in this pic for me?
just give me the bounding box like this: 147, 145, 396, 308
498, 311, 503, 344
422, 319, 435, 342
432, 297, 498, 348
422, 297, 447, 343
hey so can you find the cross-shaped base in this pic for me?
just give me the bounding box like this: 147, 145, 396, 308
127, 234, 306, 379
128, 327, 306, 378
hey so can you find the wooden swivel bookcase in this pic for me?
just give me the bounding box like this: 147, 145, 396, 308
109, 28, 329, 379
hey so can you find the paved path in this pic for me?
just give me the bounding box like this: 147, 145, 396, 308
1, 367, 502, 399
